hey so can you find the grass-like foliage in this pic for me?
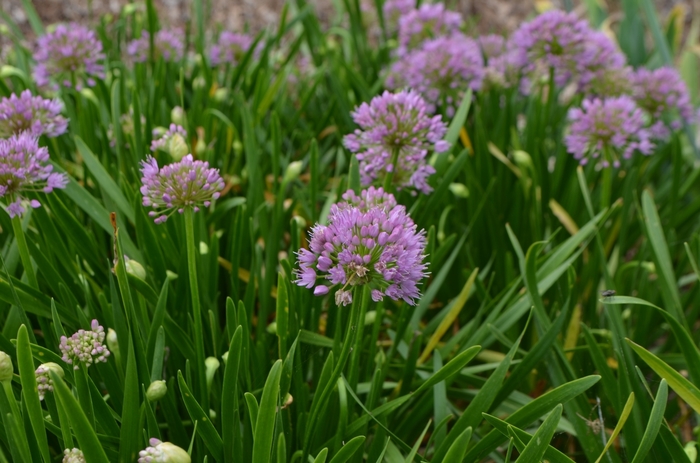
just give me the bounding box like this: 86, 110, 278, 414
0, 0, 699, 461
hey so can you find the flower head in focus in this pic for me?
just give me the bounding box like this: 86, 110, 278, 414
127, 29, 185, 63
344, 90, 448, 193
210, 32, 255, 66
140, 154, 224, 223
139, 438, 191, 463
63, 448, 86, 463
33, 23, 105, 89
0, 132, 68, 218
35, 362, 64, 400
396, 3, 462, 55
295, 187, 428, 306
59, 320, 111, 370
565, 96, 653, 167
631, 67, 694, 139
0, 90, 68, 138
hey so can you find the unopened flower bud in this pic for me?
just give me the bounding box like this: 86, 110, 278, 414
125, 259, 147, 280
213, 88, 229, 102
283, 161, 303, 184
168, 133, 189, 161
146, 380, 167, 402
232, 140, 243, 155
106, 328, 119, 355
221, 351, 229, 365
139, 439, 191, 463
0, 352, 13, 383
205, 357, 220, 388
171, 106, 185, 126
449, 183, 469, 198
63, 448, 86, 463
195, 137, 206, 156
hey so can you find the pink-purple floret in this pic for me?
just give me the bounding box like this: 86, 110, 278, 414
0, 90, 68, 138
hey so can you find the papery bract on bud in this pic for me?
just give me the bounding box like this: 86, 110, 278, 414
343, 90, 448, 194
295, 187, 428, 306
140, 154, 225, 223
59, 320, 111, 369
33, 23, 105, 89
565, 96, 653, 168
0, 90, 68, 138
127, 29, 185, 63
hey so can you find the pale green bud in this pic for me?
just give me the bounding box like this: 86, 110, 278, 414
168, 133, 189, 161
125, 259, 146, 280
193, 76, 207, 90
166, 270, 179, 281
146, 380, 168, 402
266, 322, 277, 334
158, 442, 191, 463
232, 140, 243, 155
292, 216, 307, 230
449, 183, 469, 198
195, 138, 207, 156
213, 88, 229, 102
283, 161, 303, 185
199, 241, 209, 255
221, 351, 229, 365
364, 310, 376, 326
171, 106, 185, 126
0, 352, 13, 383
205, 357, 220, 388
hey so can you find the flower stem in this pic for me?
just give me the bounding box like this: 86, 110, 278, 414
184, 208, 208, 411
383, 147, 400, 192
11, 215, 38, 288
75, 364, 94, 429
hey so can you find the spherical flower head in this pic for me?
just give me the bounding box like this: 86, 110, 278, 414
33, 23, 105, 89
0, 132, 68, 218
396, 2, 462, 55
138, 438, 191, 463
63, 448, 86, 463
35, 362, 64, 400
151, 124, 188, 160
295, 188, 428, 306
140, 154, 225, 224
476, 36, 522, 91
383, 0, 416, 34
127, 29, 185, 63
387, 34, 484, 116
631, 66, 694, 139
565, 96, 654, 168
59, 320, 111, 370
210, 32, 255, 66
344, 90, 448, 194
0, 90, 68, 138
511, 10, 591, 89
576, 31, 628, 94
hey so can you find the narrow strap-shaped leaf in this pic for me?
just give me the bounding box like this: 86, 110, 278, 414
404, 421, 431, 463
328, 436, 366, 463
177, 371, 224, 461
119, 335, 141, 463
482, 414, 574, 463
222, 326, 243, 463
252, 360, 283, 463
594, 393, 635, 463
441, 427, 471, 463
630, 380, 668, 463
515, 403, 562, 463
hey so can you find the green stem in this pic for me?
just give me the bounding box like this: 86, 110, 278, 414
184, 208, 208, 411
347, 292, 369, 390
383, 148, 400, 192
303, 285, 369, 456
75, 364, 94, 429
600, 151, 613, 211
11, 214, 37, 288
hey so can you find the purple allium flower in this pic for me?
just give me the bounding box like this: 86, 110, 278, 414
396, 2, 462, 55
344, 90, 448, 193
387, 34, 484, 116
139, 438, 191, 463
59, 320, 110, 370
576, 31, 627, 93
631, 67, 695, 139
477, 34, 506, 60
511, 10, 592, 89
151, 124, 187, 152
0, 90, 68, 138
476, 35, 522, 91
0, 132, 68, 218
33, 24, 105, 89
210, 32, 255, 66
35, 362, 63, 401
565, 96, 653, 167
295, 187, 428, 306
127, 29, 185, 63
63, 448, 86, 463
383, 0, 415, 33
140, 154, 225, 223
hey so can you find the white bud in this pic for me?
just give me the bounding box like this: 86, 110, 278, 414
205, 357, 220, 388
199, 241, 209, 255
283, 161, 303, 184
125, 259, 147, 280
106, 328, 119, 355
159, 442, 191, 463
146, 380, 168, 402
0, 352, 13, 383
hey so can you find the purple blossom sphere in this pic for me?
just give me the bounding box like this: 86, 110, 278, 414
631, 67, 694, 139
140, 154, 225, 223
0, 90, 68, 138
127, 29, 185, 63
565, 96, 653, 168
344, 90, 448, 194
0, 132, 68, 218
210, 32, 255, 66
59, 320, 111, 370
295, 187, 428, 306
33, 24, 105, 89
383, 0, 415, 33
396, 2, 462, 55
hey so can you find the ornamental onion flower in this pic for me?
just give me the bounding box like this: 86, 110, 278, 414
140, 154, 225, 223
210, 32, 255, 66
33, 23, 105, 89
383, 0, 415, 33
139, 438, 191, 463
565, 96, 653, 167
295, 187, 428, 306
127, 29, 185, 63
576, 31, 628, 95
344, 90, 448, 194
0, 132, 68, 218
387, 34, 483, 116
396, 2, 462, 55
35, 362, 64, 400
477, 35, 521, 91
151, 124, 188, 160
63, 448, 86, 463
59, 320, 111, 369
0, 90, 68, 138
631, 67, 695, 139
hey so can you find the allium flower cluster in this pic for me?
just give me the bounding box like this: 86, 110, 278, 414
127, 30, 185, 63
396, 3, 462, 55
295, 187, 428, 306
344, 90, 448, 193
382, 0, 415, 33
387, 34, 483, 116
140, 154, 224, 223
35, 362, 63, 400
139, 438, 191, 463
565, 96, 653, 167
63, 448, 86, 463
0, 132, 68, 218
33, 24, 104, 89
576, 31, 628, 94
151, 124, 187, 152
631, 67, 694, 139
210, 32, 255, 66
0, 90, 68, 138
59, 320, 111, 370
